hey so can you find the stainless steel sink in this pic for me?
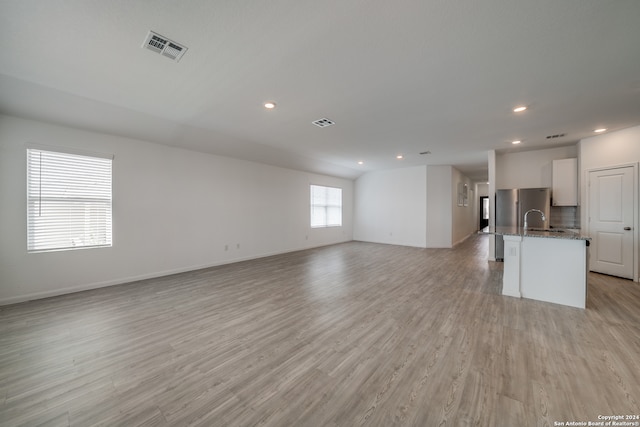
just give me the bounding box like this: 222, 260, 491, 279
527, 228, 565, 233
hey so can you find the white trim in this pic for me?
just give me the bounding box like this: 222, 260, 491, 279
452, 233, 472, 247
0, 239, 352, 306
26, 147, 113, 252
353, 239, 427, 249
25, 142, 114, 160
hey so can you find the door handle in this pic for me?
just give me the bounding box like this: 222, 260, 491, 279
624, 227, 632, 230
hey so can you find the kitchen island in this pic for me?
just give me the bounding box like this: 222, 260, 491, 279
486, 227, 591, 308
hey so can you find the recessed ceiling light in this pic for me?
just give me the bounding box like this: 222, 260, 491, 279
264, 102, 276, 109
357, 161, 364, 165
512, 140, 522, 145
513, 106, 527, 113
594, 128, 607, 133
396, 155, 403, 159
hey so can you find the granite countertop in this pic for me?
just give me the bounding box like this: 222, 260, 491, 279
481, 226, 591, 241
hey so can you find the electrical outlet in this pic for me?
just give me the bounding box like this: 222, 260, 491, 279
236, 243, 240, 249
225, 244, 228, 251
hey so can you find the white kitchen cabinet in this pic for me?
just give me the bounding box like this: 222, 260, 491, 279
552, 158, 578, 206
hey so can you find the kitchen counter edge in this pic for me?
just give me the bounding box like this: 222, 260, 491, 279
480, 226, 591, 241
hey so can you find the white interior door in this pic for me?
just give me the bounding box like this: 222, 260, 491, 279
588, 166, 634, 279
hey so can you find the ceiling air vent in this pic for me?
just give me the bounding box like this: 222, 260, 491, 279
546, 133, 566, 140
142, 31, 187, 62
312, 118, 335, 128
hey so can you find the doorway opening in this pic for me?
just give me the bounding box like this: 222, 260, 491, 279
479, 196, 489, 230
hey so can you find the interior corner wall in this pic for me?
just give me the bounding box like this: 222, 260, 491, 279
0, 114, 354, 305
579, 124, 640, 183
426, 165, 452, 248
578, 125, 640, 282
488, 150, 496, 261
353, 166, 427, 247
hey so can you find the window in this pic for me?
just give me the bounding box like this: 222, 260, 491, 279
310, 184, 342, 228
27, 148, 113, 252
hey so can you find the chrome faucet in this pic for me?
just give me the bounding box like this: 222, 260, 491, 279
523, 209, 546, 230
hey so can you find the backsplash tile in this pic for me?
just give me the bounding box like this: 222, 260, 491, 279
550, 205, 580, 228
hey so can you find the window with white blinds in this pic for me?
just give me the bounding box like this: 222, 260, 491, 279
27, 148, 113, 252
310, 185, 342, 228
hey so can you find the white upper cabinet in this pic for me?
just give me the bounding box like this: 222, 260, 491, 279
552, 158, 578, 206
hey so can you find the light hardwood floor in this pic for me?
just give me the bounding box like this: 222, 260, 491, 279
1, 235, 639, 426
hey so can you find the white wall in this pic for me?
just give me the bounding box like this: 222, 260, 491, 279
0, 115, 354, 304
488, 150, 496, 260
496, 145, 578, 189
476, 183, 489, 198
579, 125, 640, 177
353, 166, 426, 247
426, 165, 452, 248
579, 125, 640, 282
355, 164, 477, 249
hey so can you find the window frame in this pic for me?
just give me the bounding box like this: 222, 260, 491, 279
310, 184, 343, 228
26, 146, 113, 253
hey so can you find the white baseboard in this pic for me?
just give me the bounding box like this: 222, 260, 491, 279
352, 238, 427, 249
0, 239, 352, 306
452, 233, 472, 247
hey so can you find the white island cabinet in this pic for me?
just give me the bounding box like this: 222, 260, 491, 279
495, 228, 590, 308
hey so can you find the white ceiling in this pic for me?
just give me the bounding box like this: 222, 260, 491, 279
1, 0, 639, 181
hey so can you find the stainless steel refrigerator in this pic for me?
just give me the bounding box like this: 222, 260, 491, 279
495, 188, 551, 260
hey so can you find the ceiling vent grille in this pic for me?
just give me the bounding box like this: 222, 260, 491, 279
142, 31, 187, 62
545, 133, 566, 139
312, 118, 335, 128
